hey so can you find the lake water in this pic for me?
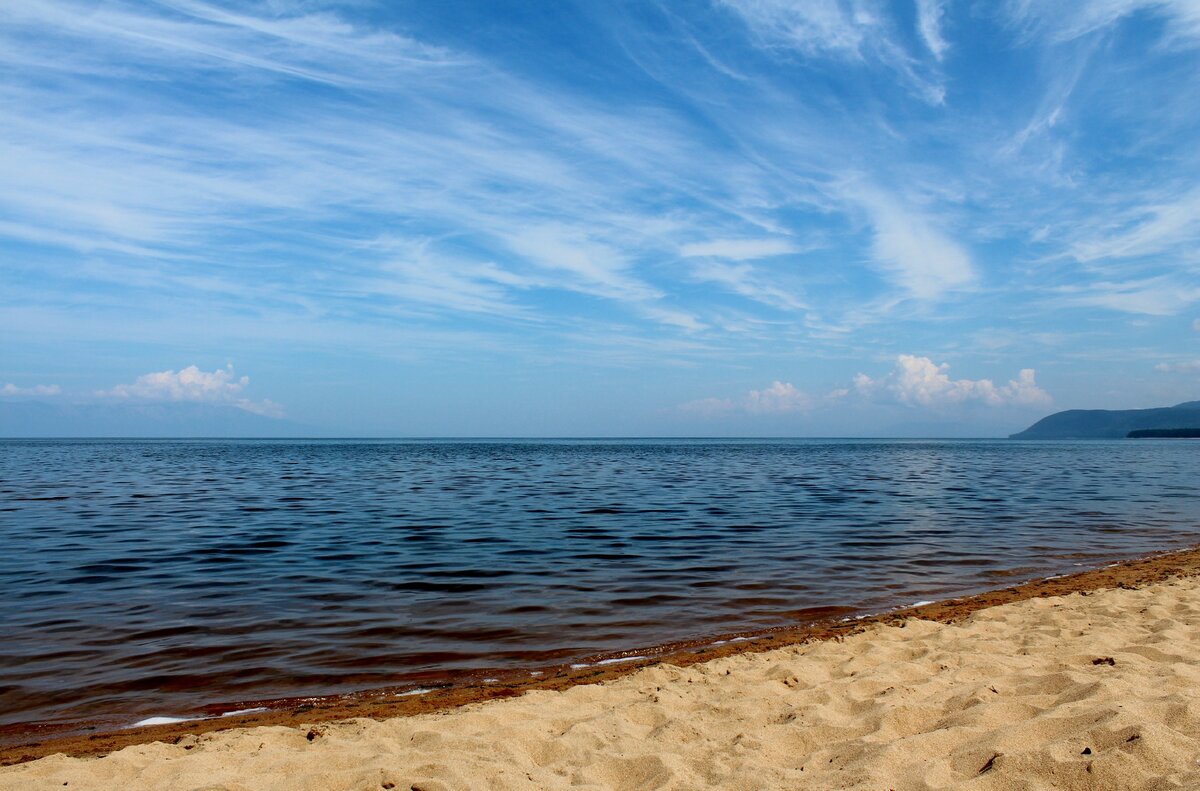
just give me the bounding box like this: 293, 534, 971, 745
2, 438, 1199, 731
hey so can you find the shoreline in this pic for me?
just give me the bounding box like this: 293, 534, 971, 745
4, 542, 1200, 767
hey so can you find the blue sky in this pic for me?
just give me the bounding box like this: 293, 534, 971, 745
2, 0, 1199, 436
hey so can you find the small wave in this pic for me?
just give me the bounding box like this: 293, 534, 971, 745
395, 688, 433, 697
595, 656, 647, 666
129, 715, 206, 728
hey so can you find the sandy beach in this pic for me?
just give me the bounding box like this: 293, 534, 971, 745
4, 551, 1200, 791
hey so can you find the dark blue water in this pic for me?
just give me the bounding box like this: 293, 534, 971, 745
2, 439, 1199, 730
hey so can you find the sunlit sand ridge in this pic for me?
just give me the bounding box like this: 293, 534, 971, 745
5, 572, 1200, 790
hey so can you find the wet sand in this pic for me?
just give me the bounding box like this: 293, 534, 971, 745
2, 545, 1200, 788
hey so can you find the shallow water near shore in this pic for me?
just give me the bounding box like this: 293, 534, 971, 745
3, 438, 1199, 731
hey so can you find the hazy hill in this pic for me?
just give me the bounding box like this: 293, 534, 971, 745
1010, 400, 1200, 439
0, 401, 315, 438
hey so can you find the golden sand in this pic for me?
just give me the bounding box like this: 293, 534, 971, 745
4, 571, 1200, 790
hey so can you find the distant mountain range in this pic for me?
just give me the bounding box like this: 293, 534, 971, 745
0, 400, 315, 438
1010, 400, 1200, 439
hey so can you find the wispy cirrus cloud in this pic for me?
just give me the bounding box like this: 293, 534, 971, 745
688, 261, 808, 312
0, 0, 458, 86
843, 184, 975, 301
1067, 187, 1200, 264
1004, 0, 1200, 44
915, 0, 949, 59
680, 238, 799, 260
1055, 277, 1200, 316
717, 0, 946, 102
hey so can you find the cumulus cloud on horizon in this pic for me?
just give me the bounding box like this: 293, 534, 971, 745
98, 364, 282, 417
746, 381, 813, 413
1, 383, 61, 397
855, 355, 1052, 408
679, 355, 1051, 418
678, 380, 816, 417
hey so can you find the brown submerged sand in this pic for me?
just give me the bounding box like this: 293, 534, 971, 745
4, 569, 1200, 790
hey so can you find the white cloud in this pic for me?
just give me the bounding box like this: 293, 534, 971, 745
915, 0, 949, 59
847, 187, 975, 300
99, 364, 282, 416
0, 383, 61, 397
746, 381, 813, 413
855, 355, 1052, 407
680, 238, 797, 260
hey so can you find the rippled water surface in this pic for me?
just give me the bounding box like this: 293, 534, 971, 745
3, 439, 1199, 729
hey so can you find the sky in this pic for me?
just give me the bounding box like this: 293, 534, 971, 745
2, 0, 1199, 436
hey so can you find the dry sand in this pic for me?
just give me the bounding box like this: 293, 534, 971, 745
4, 570, 1200, 790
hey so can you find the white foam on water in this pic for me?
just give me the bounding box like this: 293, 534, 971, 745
129, 715, 206, 728
710, 640, 728, 646
221, 707, 268, 717
569, 663, 590, 669
909, 600, 936, 607
595, 656, 647, 666
395, 688, 433, 697
730, 636, 757, 642
530, 670, 543, 676
483, 678, 499, 683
